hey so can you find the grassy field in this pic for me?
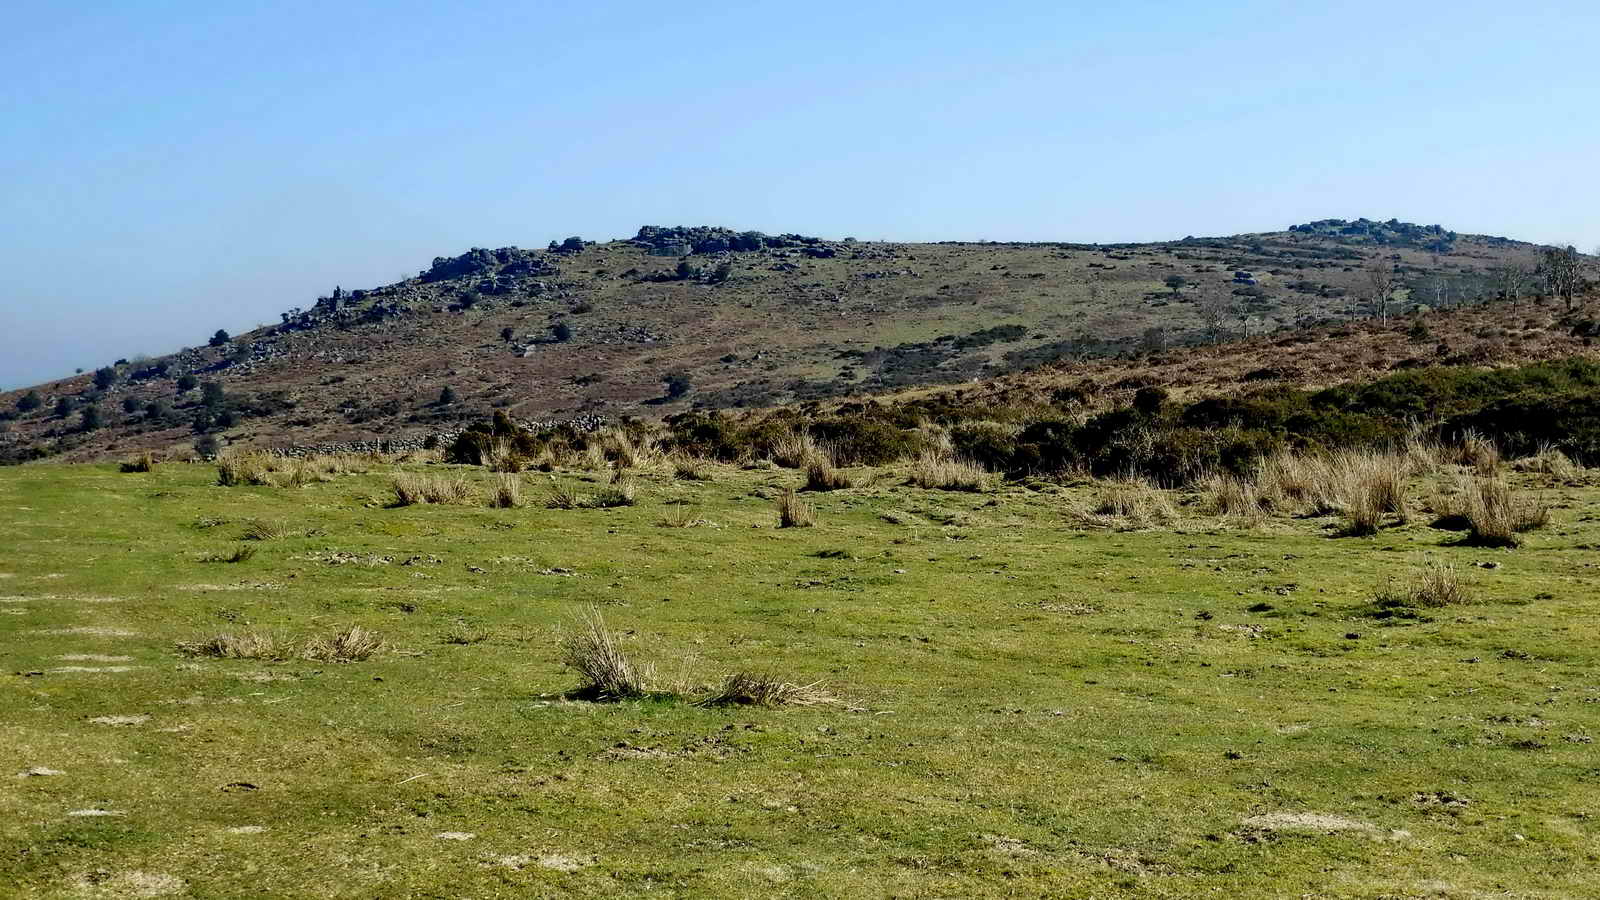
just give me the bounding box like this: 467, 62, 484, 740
3, 457, 1599, 897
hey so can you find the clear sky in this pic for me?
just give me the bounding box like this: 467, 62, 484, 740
3, 0, 1597, 389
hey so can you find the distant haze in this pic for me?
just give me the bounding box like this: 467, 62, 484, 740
3, 0, 1597, 389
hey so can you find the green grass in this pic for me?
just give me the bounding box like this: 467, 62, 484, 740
2, 461, 1599, 897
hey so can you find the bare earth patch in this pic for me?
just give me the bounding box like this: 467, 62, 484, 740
71, 870, 185, 898
33, 626, 138, 637
486, 853, 592, 872
67, 809, 125, 817
19, 766, 65, 777
435, 831, 476, 841
89, 715, 150, 726
225, 825, 267, 834
1240, 812, 1410, 841
59, 654, 133, 662
48, 666, 138, 674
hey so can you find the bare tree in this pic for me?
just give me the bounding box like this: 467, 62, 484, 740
1544, 245, 1582, 311
1365, 259, 1396, 324
1491, 263, 1532, 305
1197, 291, 1232, 343
1285, 290, 1315, 327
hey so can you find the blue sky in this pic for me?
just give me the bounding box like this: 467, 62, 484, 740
3, 0, 1597, 388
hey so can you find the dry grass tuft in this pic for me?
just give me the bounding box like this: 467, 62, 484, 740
907, 451, 989, 492
1438, 475, 1550, 547
120, 451, 157, 473
770, 430, 827, 470
1374, 559, 1472, 609
1511, 445, 1583, 482
216, 451, 276, 487
393, 473, 474, 506
699, 672, 835, 707
240, 519, 291, 541
672, 454, 714, 481
803, 460, 854, 492
591, 473, 638, 508
483, 437, 525, 473
1074, 479, 1177, 529
177, 630, 292, 660
657, 504, 715, 528
776, 489, 816, 528
206, 545, 257, 564
545, 476, 584, 509
303, 625, 384, 662
561, 607, 653, 700
489, 474, 524, 509
1452, 429, 1502, 475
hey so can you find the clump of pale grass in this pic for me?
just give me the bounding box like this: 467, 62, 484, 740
1328, 449, 1410, 535
907, 451, 989, 492
240, 519, 291, 541
392, 473, 473, 506
303, 625, 384, 662
1451, 429, 1501, 475
803, 460, 854, 492
1074, 479, 1177, 529
596, 426, 655, 469
1434, 475, 1550, 547
776, 489, 816, 528
444, 624, 491, 645
545, 476, 584, 509
770, 429, 827, 469
483, 437, 525, 473
489, 473, 524, 508
216, 451, 275, 487
1202, 473, 1269, 521
699, 672, 835, 708
591, 473, 638, 508
561, 607, 654, 700
657, 504, 715, 528
673, 454, 714, 481
177, 630, 292, 660
1511, 445, 1583, 482
1373, 559, 1472, 610
204, 545, 257, 564
119, 451, 156, 473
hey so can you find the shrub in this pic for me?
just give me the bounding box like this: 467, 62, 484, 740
176, 374, 198, 393
16, 390, 42, 413
908, 452, 989, 491
208, 329, 231, 347
663, 372, 692, 399
776, 489, 815, 528
552, 321, 573, 342
561, 607, 652, 700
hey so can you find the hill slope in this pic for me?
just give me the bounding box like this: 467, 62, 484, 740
0, 220, 1572, 462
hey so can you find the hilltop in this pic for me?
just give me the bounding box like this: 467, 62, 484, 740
0, 219, 1578, 463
